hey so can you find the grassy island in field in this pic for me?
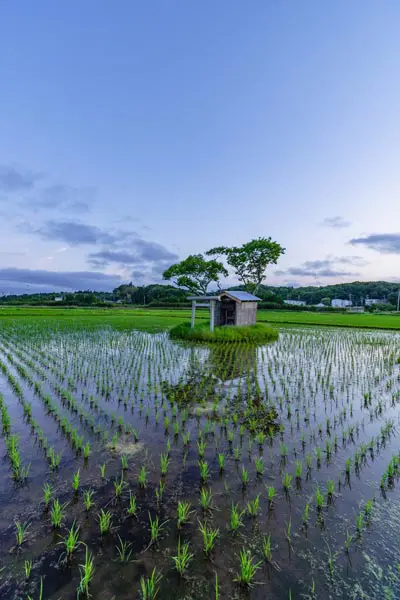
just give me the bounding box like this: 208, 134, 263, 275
169, 321, 279, 343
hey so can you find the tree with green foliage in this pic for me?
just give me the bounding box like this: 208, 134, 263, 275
162, 254, 228, 295
206, 237, 285, 294
321, 297, 331, 306
113, 283, 137, 303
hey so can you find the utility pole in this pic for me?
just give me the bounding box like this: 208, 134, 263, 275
397, 289, 400, 312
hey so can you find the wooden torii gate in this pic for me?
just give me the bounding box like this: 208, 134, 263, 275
187, 295, 220, 332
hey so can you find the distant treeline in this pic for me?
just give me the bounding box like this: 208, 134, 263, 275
0, 281, 398, 309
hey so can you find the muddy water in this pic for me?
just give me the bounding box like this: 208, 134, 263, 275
0, 325, 399, 599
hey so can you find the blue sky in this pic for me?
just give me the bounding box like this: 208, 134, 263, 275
0, 1, 399, 294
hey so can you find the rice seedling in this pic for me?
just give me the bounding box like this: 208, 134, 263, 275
115, 535, 133, 562
138, 465, 148, 488
15, 520, 30, 546
177, 501, 194, 528
83, 489, 95, 511
148, 512, 168, 546
218, 453, 225, 472
280, 443, 288, 460
59, 521, 81, 561
198, 520, 219, 554
215, 572, 219, 600
160, 452, 170, 476
295, 460, 303, 479
241, 465, 249, 487
267, 485, 276, 504
48, 448, 62, 470
24, 559, 32, 579
83, 442, 91, 459
197, 439, 206, 458
127, 491, 137, 517
364, 499, 373, 518
356, 512, 364, 534
344, 530, 353, 553
230, 503, 245, 532
98, 509, 113, 535
113, 474, 126, 499
282, 472, 292, 492
286, 518, 292, 543
198, 460, 209, 482
77, 546, 95, 599
327, 480, 335, 499
140, 567, 162, 600
72, 469, 80, 494
246, 494, 260, 517
262, 534, 272, 561
326, 542, 338, 578
155, 480, 166, 504
199, 487, 213, 512
302, 502, 310, 526
315, 486, 324, 510
235, 548, 262, 587
172, 538, 193, 576
120, 454, 129, 470
50, 499, 67, 529
254, 457, 264, 476
42, 482, 53, 509
99, 463, 106, 478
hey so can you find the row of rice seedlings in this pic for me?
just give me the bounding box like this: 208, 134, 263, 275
0, 394, 31, 481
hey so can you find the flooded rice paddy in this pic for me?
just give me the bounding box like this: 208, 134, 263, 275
0, 322, 400, 599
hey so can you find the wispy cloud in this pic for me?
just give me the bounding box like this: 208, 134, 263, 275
0, 267, 122, 294
88, 243, 178, 266
322, 216, 352, 229
21, 220, 137, 247
350, 233, 400, 254
88, 241, 179, 282
24, 184, 96, 214
0, 165, 41, 192
276, 256, 362, 279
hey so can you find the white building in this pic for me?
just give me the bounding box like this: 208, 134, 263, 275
54, 296, 64, 302
284, 299, 306, 306
365, 298, 384, 306
331, 299, 352, 308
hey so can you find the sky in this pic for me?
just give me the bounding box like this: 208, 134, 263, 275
0, 1, 400, 294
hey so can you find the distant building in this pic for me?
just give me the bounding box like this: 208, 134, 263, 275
347, 306, 365, 313
365, 298, 385, 306
314, 303, 326, 308
54, 296, 63, 302
331, 299, 352, 308
284, 299, 306, 306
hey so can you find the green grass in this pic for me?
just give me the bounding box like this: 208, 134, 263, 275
169, 322, 279, 343
1, 306, 400, 332
257, 310, 400, 330
0, 306, 197, 332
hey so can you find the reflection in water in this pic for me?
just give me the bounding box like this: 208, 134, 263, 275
208, 343, 259, 382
